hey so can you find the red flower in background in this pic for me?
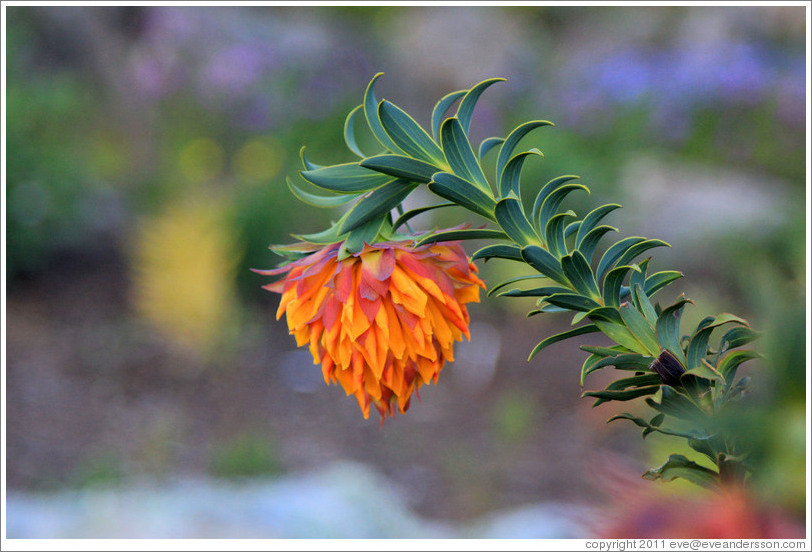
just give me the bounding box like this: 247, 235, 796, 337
600, 487, 805, 539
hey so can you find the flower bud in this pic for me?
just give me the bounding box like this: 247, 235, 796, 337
650, 350, 685, 387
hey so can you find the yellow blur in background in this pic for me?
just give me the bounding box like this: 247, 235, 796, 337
131, 194, 241, 357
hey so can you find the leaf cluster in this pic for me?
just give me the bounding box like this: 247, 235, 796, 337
278, 73, 761, 488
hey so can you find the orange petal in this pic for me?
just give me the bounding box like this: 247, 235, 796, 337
360, 246, 395, 281
390, 266, 428, 316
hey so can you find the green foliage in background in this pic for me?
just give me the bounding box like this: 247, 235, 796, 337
6, 20, 101, 275
210, 433, 283, 479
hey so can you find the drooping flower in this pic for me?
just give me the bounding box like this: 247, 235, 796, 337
255, 239, 485, 420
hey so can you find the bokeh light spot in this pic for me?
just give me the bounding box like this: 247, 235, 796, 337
178, 138, 224, 183
234, 138, 283, 184
131, 195, 240, 356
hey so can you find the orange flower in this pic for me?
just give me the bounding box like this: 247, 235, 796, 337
256, 240, 485, 420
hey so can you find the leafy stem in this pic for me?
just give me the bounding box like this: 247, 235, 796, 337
279, 73, 760, 489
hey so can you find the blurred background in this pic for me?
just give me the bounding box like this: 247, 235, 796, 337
4, 5, 807, 539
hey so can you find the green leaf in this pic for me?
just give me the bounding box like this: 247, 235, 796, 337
378, 100, 446, 165
521, 245, 567, 285
656, 297, 693, 366
580, 353, 604, 385
578, 225, 618, 264
343, 104, 367, 158
593, 319, 649, 354
631, 283, 658, 324
644, 271, 683, 296
301, 162, 394, 193
494, 197, 541, 246
337, 216, 386, 259
608, 413, 656, 436
583, 385, 660, 405
683, 360, 725, 384
440, 118, 490, 192
685, 315, 747, 371
498, 149, 543, 198
686, 329, 714, 371
582, 353, 654, 380
392, 202, 456, 230
615, 239, 671, 268
415, 228, 508, 246
496, 120, 554, 186
716, 350, 761, 383
528, 324, 600, 360
363, 73, 401, 153
267, 242, 322, 261
497, 286, 571, 298
619, 304, 660, 356
580, 344, 632, 357
565, 220, 581, 239
535, 183, 590, 235
479, 137, 504, 160
604, 373, 663, 391
646, 386, 706, 422
428, 172, 496, 221
720, 326, 761, 350
708, 312, 750, 328
456, 77, 506, 134
608, 413, 701, 440
486, 274, 550, 297
643, 454, 719, 490
602, 265, 637, 307
431, 89, 466, 139
544, 293, 601, 312
529, 304, 570, 315
339, 180, 419, 234
586, 308, 625, 329
287, 178, 358, 208
688, 434, 723, 464
292, 219, 345, 244
299, 146, 322, 171
694, 315, 718, 334
628, 258, 650, 298
596, 236, 646, 283
361, 154, 439, 183
575, 204, 622, 249
725, 376, 751, 402
561, 250, 600, 299
530, 175, 578, 229
472, 244, 524, 262
544, 211, 577, 258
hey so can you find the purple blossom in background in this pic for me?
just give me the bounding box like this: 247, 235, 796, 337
130, 53, 178, 99
775, 60, 806, 125
120, 7, 804, 144
125, 7, 374, 130
594, 50, 654, 105
235, 94, 274, 131
203, 44, 268, 95
556, 39, 804, 140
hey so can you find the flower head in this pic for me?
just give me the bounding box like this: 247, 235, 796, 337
256, 239, 485, 420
